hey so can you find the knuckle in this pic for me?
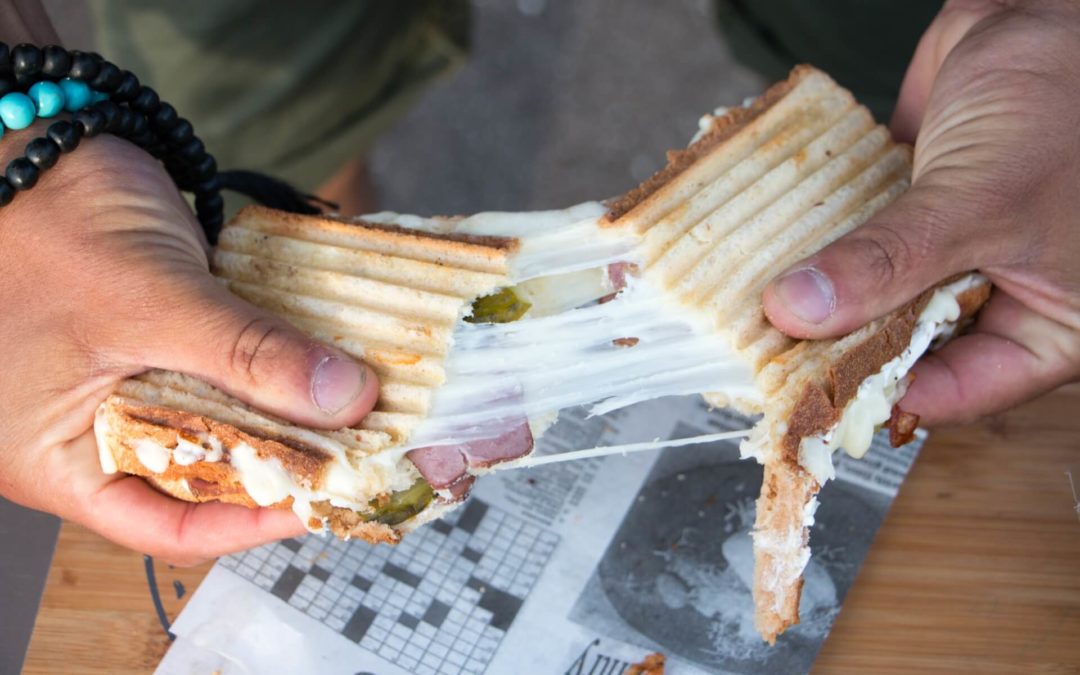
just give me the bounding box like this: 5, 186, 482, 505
851, 225, 914, 287
227, 317, 284, 384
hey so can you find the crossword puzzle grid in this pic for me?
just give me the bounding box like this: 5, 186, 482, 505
220, 499, 560, 675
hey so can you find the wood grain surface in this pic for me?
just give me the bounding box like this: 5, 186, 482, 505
22, 384, 1080, 674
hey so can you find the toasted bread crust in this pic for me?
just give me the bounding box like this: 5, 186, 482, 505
234, 204, 517, 271
603, 65, 817, 222
105, 399, 331, 485
753, 460, 817, 644
100, 398, 415, 545
349, 218, 521, 254
758, 278, 991, 641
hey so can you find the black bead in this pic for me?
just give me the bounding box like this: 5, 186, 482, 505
25, 137, 60, 170
114, 106, 134, 135
132, 86, 159, 113
194, 175, 222, 194
188, 153, 216, 182
72, 108, 105, 137
68, 51, 100, 82
92, 100, 120, 132
12, 44, 42, 79
41, 45, 71, 79
176, 137, 205, 162
0, 178, 14, 207
130, 111, 148, 137
199, 211, 225, 240
0, 43, 9, 75
6, 157, 40, 191
113, 71, 139, 101
166, 118, 193, 146
0, 76, 14, 97
151, 102, 177, 131
47, 120, 83, 152
47, 120, 83, 150
195, 191, 224, 214
89, 61, 122, 93
130, 130, 155, 148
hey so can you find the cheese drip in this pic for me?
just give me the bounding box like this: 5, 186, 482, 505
403, 278, 759, 449
362, 203, 759, 452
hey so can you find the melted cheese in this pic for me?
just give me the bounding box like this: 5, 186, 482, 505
798, 275, 985, 484
403, 276, 759, 450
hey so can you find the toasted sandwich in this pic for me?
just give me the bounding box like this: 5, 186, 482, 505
94, 65, 989, 642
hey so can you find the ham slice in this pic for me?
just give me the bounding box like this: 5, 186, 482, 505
407, 420, 534, 499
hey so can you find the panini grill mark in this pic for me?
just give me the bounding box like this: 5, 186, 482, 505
705, 144, 911, 322
372, 382, 432, 415
213, 251, 464, 324
680, 126, 890, 305
650, 107, 876, 290
604, 65, 837, 225
637, 90, 857, 265
232, 205, 514, 275
349, 219, 520, 255
283, 319, 446, 387
218, 227, 506, 298
116, 374, 393, 456
359, 412, 424, 441
713, 169, 910, 382
212, 206, 511, 453
223, 281, 454, 357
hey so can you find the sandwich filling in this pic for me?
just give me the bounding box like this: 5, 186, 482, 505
794, 274, 985, 484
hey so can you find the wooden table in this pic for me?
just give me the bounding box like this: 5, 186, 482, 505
23, 385, 1080, 674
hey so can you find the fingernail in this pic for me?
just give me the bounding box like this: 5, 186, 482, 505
774, 266, 836, 324
312, 356, 365, 415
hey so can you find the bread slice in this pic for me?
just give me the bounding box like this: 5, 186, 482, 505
94, 65, 990, 642
599, 66, 990, 641
96, 209, 515, 541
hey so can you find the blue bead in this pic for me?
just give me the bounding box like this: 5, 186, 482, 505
0, 93, 37, 130
90, 90, 110, 104
59, 78, 92, 112
28, 81, 65, 118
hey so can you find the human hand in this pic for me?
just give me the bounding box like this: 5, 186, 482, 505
762, 0, 1080, 425
0, 126, 379, 565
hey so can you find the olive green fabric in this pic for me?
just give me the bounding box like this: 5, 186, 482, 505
93, 0, 469, 191
715, 0, 942, 121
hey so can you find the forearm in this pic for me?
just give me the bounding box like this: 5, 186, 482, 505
0, 0, 59, 45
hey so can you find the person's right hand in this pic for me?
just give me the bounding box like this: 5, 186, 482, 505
0, 124, 380, 565
762, 0, 1080, 425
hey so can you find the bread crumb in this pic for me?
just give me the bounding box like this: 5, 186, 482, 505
626, 652, 665, 675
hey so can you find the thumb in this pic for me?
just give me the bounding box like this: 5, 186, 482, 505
762, 183, 982, 339
116, 276, 379, 429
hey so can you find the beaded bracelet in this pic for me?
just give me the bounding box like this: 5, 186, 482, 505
0, 42, 327, 244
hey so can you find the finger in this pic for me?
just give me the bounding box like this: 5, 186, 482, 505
81, 475, 306, 566
762, 182, 987, 340
890, 1, 1003, 142
112, 276, 379, 429
901, 292, 1080, 425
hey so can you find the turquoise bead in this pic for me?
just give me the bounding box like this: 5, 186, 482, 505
59, 78, 91, 112
28, 81, 65, 118
0, 93, 36, 130
90, 90, 109, 104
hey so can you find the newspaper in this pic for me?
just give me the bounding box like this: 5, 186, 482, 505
158, 395, 922, 675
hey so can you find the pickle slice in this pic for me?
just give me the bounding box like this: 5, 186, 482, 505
466, 287, 532, 323
369, 479, 435, 526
